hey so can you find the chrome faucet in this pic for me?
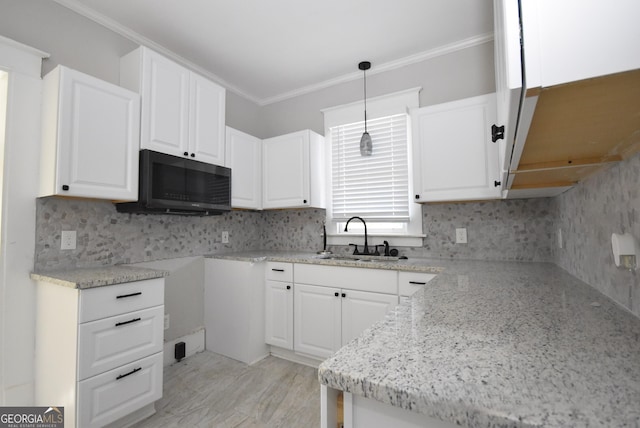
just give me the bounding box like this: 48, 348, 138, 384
344, 216, 371, 255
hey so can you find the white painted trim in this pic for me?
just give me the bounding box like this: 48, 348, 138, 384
104, 402, 156, 428
261, 33, 494, 106
47, 1, 493, 106
267, 346, 322, 368
0, 36, 49, 60
162, 328, 205, 367
51, 0, 257, 103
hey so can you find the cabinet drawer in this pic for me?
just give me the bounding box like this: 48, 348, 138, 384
295, 264, 397, 295
398, 272, 437, 297
77, 352, 163, 428
79, 278, 164, 323
266, 262, 293, 282
78, 306, 164, 380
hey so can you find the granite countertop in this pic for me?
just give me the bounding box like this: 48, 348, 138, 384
317, 259, 640, 427
208, 251, 444, 274
31, 265, 169, 289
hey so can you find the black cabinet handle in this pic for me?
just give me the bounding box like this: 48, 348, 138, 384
115, 317, 141, 327
286, 285, 291, 290
116, 292, 142, 299
190, 153, 195, 158
303, 199, 307, 204
409, 281, 426, 285
341, 293, 346, 298
271, 268, 285, 272
183, 151, 189, 156
334, 292, 339, 297
62, 185, 69, 191
116, 367, 141, 380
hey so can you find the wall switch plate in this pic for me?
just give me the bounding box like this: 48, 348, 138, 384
455, 228, 468, 244
164, 314, 170, 330
221, 231, 229, 244
557, 228, 563, 249
60, 230, 76, 250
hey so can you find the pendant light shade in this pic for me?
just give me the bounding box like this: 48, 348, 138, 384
358, 61, 372, 156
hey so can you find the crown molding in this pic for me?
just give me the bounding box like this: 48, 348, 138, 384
257, 32, 493, 106
51, 0, 261, 104
52, 0, 492, 107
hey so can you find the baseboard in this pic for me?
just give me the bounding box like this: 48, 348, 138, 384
268, 346, 322, 368
105, 403, 156, 428
163, 328, 205, 367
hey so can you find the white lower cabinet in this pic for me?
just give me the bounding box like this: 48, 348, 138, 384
294, 283, 341, 358
265, 263, 294, 350
204, 259, 269, 364
35, 278, 165, 428
341, 290, 398, 345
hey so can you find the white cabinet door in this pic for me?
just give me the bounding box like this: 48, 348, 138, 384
225, 126, 262, 209
294, 283, 341, 359
341, 290, 397, 346
262, 131, 310, 209
189, 74, 226, 165
265, 279, 294, 350
493, 0, 523, 179
140, 49, 190, 157
412, 93, 501, 202
40, 66, 140, 200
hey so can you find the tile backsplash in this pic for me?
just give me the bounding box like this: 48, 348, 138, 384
34, 152, 639, 319
552, 152, 640, 317
35, 197, 554, 270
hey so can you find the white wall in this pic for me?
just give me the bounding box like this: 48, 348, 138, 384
257, 41, 495, 138
0, 37, 47, 405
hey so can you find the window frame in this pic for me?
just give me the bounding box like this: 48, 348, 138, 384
322, 88, 424, 247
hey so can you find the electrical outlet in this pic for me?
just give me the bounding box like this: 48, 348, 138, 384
455, 228, 468, 244
61, 230, 76, 250
221, 231, 229, 244
164, 314, 170, 330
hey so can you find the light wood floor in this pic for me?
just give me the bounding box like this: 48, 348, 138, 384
132, 351, 321, 428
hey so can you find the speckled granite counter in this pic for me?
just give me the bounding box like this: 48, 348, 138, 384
31, 265, 168, 289
208, 251, 444, 274
317, 259, 640, 427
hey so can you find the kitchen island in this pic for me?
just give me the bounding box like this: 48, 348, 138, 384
317, 259, 640, 428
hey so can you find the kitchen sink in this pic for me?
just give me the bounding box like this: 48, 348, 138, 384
315, 254, 403, 262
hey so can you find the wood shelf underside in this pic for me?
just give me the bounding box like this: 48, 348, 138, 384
510, 69, 640, 190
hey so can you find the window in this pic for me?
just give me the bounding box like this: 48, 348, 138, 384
322, 88, 424, 246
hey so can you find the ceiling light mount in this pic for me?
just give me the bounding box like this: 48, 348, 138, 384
359, 61, 372, 156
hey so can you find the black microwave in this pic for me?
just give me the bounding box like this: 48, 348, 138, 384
116, 150, 231, 216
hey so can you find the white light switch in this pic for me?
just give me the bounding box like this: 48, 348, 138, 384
61, 230, 76, 250
455, 228, 468, 244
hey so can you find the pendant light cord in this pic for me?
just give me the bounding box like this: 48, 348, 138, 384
363, 68, 368, 133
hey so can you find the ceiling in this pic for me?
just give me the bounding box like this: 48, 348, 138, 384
53, 0, 494, 105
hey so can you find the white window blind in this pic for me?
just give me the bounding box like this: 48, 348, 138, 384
331, 113, 410, 221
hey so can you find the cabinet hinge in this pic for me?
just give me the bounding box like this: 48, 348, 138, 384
491, 124, 505, 142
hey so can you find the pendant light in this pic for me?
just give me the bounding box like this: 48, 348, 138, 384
358, 61, 372, 156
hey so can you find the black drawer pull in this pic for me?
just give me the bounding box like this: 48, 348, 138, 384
116, 292, 142, 299
334, 292, 339, 297
286, 285, 291, 290
271, 268, 285, 272
116, 367, 141, 380
409, 281, 427, 285
115, 317, 141, 327
341, 293, 346, 298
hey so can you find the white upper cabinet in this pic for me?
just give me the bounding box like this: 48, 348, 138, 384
225, 126, 262, 210
495, 0, 640, 198
411, 93, 501, 202
120, 47, 225, 166
262, 129, 325, 209
40, 66, 140, 201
